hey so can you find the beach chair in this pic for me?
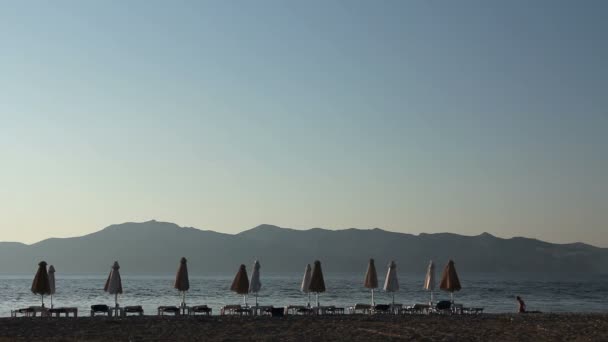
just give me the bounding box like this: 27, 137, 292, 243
434, 301, 452, 314
284, 305, 307, 315
325, 306, 345, 315
373, 304, 391, 314
265, 307, 285, 317
221, 304, 250, 316
462, 307, 484, 315
189, 305, 212, 316
407, 304, 431, 314
348, 303, 372, 314
48, 307, 78, 318
123, 306, 144, 317
90, 304, 112, 317
158, 306, 180, 316
11, 307, 37, 317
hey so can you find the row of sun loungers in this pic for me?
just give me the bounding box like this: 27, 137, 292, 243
11, 302, 483, 318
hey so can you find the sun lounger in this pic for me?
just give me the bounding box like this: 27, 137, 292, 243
123, 305, 144, 316
251, 305, 273, 316
348, 303, 372, 314
189, 305, 212, 316
434, 300, 452, 314
11, 306, 49, 318
158, 306, 180, 316
265, 307, 285, 317
462, 307, 484, 314
90, 304, 112, 317
373, 304, 391, 314
313, 305, 342, 315
325, 306, 344, 315
296, 307, 314, 315
403, 303, 431, 314
48, 307, 78, 317
284, 305, 308, 315
220, 305, 250, 316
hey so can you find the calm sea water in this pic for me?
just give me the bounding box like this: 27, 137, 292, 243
1, 273, 606, 317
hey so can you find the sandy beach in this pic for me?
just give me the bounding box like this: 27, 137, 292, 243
1, 313, 607, 341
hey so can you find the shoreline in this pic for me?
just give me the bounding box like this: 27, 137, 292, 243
1, 313, 607, 341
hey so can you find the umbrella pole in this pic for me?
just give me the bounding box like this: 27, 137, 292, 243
392, 293, 395, 306
51, 294, 53, 309
255, 293, 258, 307
371, 289, 374, 306
307, 292, 311, 308
316, 293, 319, 308
41, 294, 44, 308
450, 292, 454, 303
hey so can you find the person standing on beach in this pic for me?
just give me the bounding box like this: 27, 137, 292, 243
516, 296, 526, 313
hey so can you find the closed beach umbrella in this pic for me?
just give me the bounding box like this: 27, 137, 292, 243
300, 264, 312, 307
230, 264, 249, 306
31, 261, 51, 307
174, 257, 190, 309
104, 261, 123, 308
439, 259, 461, 303
249, 260, 262, 306
423, 260, 436, 304
364, 258, 379, 306
309, 260, 326, 307
383, 261, 399, 305
48, 265, 56, 308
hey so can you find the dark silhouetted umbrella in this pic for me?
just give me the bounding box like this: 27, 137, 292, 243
31, 261, 51, 307
249, 260, 261, 306
230, 264, 249, 306
48, 265, 56, 308
309, 260, 326, 307
439, 259, 461, 303
300, 264, 312, 307
383, 261, 399, 305
104, 261, 123, 308
364, 258, 378, 306
423, 260, 436, 304
174, 257, 190, 309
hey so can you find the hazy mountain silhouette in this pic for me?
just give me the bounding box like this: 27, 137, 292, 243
1, 220, 606, 275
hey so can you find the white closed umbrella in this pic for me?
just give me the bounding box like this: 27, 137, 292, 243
104, 261, 123, 309
249, 260, 262, 306
383, 261, 399, 306
300, 264, 312, 307
423, 260, 436, 305
48, 265, 56, 309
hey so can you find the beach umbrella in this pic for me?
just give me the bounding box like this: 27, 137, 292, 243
31, 261, 51, 307
230, 264, 249, 306
308, 260, 326, 307
104, 261, 123, 308
48, 265, 56, 309
174, 257, 190, 309
383, 261, 399, 306
439, 259, 461, 303
249, 260, 262, 307
364, 258, 379, 306
423, 260, 436, 305
300, 264, 312, 307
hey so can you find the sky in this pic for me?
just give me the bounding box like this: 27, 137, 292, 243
0, 0, 607, 246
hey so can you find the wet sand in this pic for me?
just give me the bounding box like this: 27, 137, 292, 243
1, 313, 607, 341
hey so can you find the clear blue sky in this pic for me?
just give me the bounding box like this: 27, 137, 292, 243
1, 0, 607, 246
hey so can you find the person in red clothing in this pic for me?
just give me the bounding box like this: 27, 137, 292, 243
516, 296, 526, 313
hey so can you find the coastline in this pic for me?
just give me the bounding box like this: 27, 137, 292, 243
1, 313, 607, 341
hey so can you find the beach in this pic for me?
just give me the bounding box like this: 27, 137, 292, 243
1, 313, 607, 341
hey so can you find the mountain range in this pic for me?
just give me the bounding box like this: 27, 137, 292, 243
1, 220, 606, 275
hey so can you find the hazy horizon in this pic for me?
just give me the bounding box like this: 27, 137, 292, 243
1, 1, 607, 247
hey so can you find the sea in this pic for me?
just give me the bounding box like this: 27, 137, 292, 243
1, 273, 606, 317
